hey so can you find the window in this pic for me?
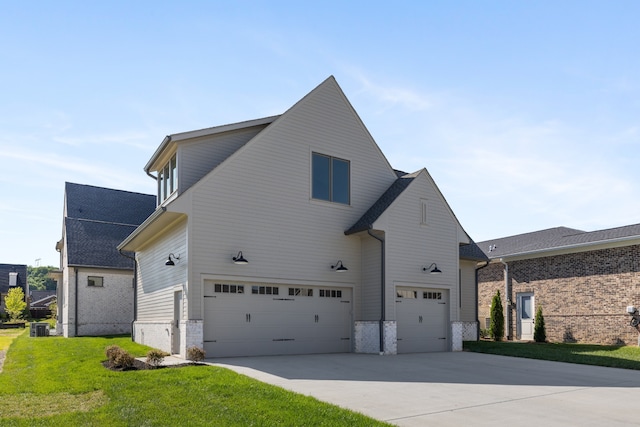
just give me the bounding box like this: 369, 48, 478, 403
289, 287, 313, 296
158, 153, 178, 203
214, 284, 244, 294
88, 276, 103, 287
423, 291, 442, 300
251, 286, 279, 295
397, 289, 417, 299
312, 153, 350, 204
319, 289, 342, 298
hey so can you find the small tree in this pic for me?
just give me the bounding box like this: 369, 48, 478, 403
534, 306, 546, 343
5, 287, 27, 322
489, 290, 505, 341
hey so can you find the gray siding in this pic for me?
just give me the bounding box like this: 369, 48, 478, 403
361, 233, 383, 321
179, 126, 267, 193
136, 220, 188, 321
459, 260, 477, 322
186, 78, 398, 319
376, 172, 460, 322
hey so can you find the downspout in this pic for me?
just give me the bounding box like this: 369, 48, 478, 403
475, 260, 490, 340
119, 249, 137, 342
367, 230, 385, 355
74, 267, 78, 337
499, 258, 510, 340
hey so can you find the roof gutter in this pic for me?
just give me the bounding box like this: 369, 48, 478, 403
118, 206, 167, 251
492, 234, 640, 261
499, 258, 511, 340
475, 260, 490, 340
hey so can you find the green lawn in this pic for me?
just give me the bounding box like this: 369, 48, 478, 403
464, 340, 640, 370
0, 329, 25, 351
0, 332, 390, 426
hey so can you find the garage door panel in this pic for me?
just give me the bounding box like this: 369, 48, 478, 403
396, 287, 449, 353
204, 282, 351, 357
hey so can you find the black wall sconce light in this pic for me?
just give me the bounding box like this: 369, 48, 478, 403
331, 260, 348, 272
165, 253, 180, 266
422, 263, 442, 274
232, 251, 248, 265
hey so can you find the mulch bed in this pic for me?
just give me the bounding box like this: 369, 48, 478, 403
102, 359, 203, 371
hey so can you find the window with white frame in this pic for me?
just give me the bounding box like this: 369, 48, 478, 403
158, 153, 178, 203
312, 152, 350, 204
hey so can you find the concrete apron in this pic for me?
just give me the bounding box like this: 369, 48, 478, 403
212, 352, 640, 427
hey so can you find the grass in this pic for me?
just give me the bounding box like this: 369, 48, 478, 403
464, 340, 640, 370
0, 329, 25, 351
0, 333, 390, 426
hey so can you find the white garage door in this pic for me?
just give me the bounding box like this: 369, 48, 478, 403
396, 287, 449, 353
203, 281, 352, 357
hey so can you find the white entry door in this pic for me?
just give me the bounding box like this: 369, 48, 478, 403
517, 293, 535, 340
172, 290, 183, 354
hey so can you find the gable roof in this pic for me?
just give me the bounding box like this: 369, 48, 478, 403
64, 183, 156, 269
345, 172, 417, 235
478, 224, 640, 260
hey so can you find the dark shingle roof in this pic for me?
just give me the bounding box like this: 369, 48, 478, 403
65, 182, 156, 225
64, 183, 156, 269
0, 264, 27, 294
459, 240, 490, 262
478, 224, 640, 259
345, 174, 416, 235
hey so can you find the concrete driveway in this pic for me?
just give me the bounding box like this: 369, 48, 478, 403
213, 352, 640, 426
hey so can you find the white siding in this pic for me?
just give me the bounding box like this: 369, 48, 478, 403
186, 78, 398, 319
136, 219, 188, 321
374, 172, 460, 322
179, 126, 267, 193
459, 260, 477, 322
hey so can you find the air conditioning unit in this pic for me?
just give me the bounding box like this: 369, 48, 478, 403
30, 323, 50, 337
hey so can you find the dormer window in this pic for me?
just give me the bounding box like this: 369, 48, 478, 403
312, 152, 350, 205
158, 154, 178, 203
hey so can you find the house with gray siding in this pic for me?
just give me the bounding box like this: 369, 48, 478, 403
56, 182, 155, 337
120, 76, 484, 358
475, 225, 640, 345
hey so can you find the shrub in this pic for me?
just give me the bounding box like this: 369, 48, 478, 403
114, 350, 135, 369
146, 349, 170, 368
489, 290, 505, 341
534, 306, 546, 343
105, 345, 122, 363
5, 287, 27, 322
186, 346, 206, 362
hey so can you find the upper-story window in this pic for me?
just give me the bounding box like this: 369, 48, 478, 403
312, 152, 350, 204
158, 154, 178, 203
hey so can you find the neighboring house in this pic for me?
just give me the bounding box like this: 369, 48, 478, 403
476, 225, 640, 345
119, 76, 484, 358
0, 264, 27, 316
29, 290, 57, 318
56, 183, 156, 337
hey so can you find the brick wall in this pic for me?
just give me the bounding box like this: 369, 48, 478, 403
478, 245, 640, 345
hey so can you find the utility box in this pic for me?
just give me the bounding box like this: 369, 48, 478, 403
30, 323, 50, 337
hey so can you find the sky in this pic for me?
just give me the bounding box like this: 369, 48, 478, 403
1, 1, 639, 267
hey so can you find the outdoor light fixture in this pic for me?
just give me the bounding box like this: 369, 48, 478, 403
331, 260, 348, 272
232, 251, 248, 265
165, 253, 180, 266
422, 263, 442, 274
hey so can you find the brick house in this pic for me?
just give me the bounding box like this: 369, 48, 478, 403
476, 225, 640, 345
